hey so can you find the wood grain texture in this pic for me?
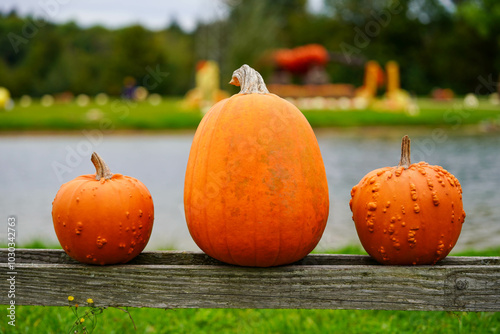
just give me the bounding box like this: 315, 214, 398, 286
1, 249, 499, 311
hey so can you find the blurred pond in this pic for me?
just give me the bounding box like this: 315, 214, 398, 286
1, 128, 499, 252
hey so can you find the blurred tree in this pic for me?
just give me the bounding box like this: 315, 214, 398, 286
455, 0, 500, 92
0, 11, 30, 67
156, 23, 195, 95
12, 21, 62, 96
321, 0, 500, 94
194, 20, 227, 81
0, 1, 499, 97
225, 0, 282, 81
108, 25, 166, 94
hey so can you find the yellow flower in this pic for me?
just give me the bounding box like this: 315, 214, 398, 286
80, 318, 85, 323
87, 298, 94, 304
68, 296, 74, 301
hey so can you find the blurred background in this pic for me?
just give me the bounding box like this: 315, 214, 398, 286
0, 0, 499, 253
0, 0, 499, 97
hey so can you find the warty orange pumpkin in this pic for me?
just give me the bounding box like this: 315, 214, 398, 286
52, 152, 154, 265
184, 64, 329, 267
350, 135, 465, 265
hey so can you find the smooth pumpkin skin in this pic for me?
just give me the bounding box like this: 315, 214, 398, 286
350, 162, 465, 265
184, 93, 329, 267
52, 173, 154, 265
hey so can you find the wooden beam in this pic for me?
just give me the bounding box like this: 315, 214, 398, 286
1, 249, 499, 311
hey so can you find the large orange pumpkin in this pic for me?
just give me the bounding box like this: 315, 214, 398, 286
184, 64, 329, 267
52, 152, 154, 265
350, 136, 465, 265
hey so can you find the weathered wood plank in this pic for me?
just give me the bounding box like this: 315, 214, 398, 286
1, 249, 499, 311
3, 249, 499, 266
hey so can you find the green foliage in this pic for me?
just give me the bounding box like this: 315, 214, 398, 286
64, 297, 135, 334
1, 1, 500, 98
0, 14, 193, 97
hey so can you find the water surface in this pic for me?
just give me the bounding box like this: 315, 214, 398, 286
1, 128, 498, 252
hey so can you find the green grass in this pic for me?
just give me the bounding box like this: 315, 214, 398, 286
303, 98, 500, 128
1, 97, 499, 131
1, 306, 499, 334
316, 245, 500, 257
13, 239, 62, 249
1, 244, 499, 334
453, 248, 500, 257
0, 98, 202, 131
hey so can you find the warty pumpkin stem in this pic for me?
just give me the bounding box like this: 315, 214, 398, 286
398, 135, 411, 169
229, 64, 270, 95
91, 152, 113, 180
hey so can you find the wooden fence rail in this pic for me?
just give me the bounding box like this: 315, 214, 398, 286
1, 249, 499, 311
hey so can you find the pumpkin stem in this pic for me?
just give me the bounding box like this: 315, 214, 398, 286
229, 64, 270, 95
91, 152, 113, 180
398, 135, 411, 169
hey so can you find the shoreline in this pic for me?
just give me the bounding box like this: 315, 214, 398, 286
0, 124, 497, 137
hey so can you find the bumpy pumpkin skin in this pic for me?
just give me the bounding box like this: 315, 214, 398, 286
52, 162, 154, 265
350, 161, 465, 265
184, 67, 329, 267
